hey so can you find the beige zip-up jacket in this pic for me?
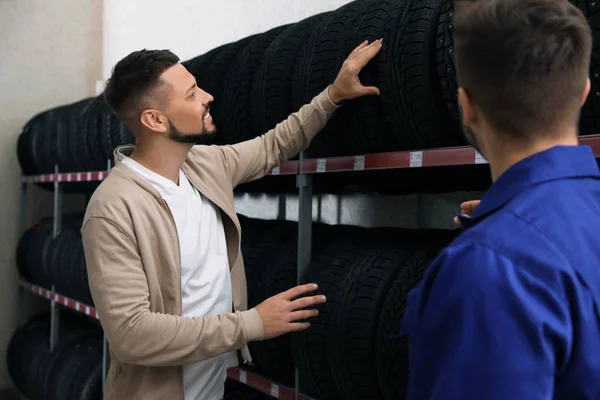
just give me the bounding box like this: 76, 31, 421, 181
81, 87, 339, 400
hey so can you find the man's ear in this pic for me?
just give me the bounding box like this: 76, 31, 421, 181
458, 87, 476, 127
140, 109, 168, 133
581, 77, 591, 106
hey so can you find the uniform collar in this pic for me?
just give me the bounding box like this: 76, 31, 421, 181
457, 145, 599, 229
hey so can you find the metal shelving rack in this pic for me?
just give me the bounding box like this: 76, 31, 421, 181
16, 134, 600, 399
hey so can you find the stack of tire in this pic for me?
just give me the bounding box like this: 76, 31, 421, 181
239, 215, 459, 399
6, 311, 104, 400
17, 213, 93, 305
15, 0, 600, 181
6, 311, 271, 400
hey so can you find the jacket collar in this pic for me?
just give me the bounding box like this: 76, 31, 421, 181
457, 145, 600, 229
112, 144, 166, 202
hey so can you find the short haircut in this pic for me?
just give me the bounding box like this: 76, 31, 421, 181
453, 0, 592, 138
103, 49, 180, 127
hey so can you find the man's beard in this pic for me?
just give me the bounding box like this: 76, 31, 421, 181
167, 118, 216, 145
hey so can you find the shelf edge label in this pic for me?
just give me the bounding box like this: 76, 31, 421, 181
316, 159, 326, 173
410, 151, 424, 168
354, 156, 365, 171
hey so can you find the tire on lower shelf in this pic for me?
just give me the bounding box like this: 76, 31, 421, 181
291, 235, 373, 400
248, 223, 336, 386
330, 245, 416, 400
375, 248, 439, 400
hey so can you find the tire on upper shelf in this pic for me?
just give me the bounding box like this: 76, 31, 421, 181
220, 25, 290, 144
398, 0, 463, 149
251, 12, 330, 137
571, 0, 600, 136
202, 35, 259, 145
332, 0, 397, 156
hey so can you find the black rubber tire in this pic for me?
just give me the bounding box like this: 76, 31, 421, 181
199, 36, 258, 145
242, 219, 297, 304
329, 0, 398, 156
436, 0, 463, 140
249, 223, 336, 386
221, 25, 290, 144
251, 13, 330, 136
330, 245, 416, 400
376, 248, 439, 400
291, 235, 374, 399
572, 0, 600, 135
26, 221, 54, 288
64, 337, 104, 400
398, 0, 459, 149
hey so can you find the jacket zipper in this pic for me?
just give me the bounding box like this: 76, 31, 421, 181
160, 199, 186, 397
179, 170, 251, 364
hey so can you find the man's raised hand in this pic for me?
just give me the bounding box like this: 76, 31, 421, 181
328, 39, 383, 104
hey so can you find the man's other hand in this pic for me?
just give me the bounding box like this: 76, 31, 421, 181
254, 283, 326, 340
453, 200, 481, 225
328, 39, 383, 104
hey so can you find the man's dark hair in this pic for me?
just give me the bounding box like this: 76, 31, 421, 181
453, 0, 592, 138
103, 49, 180, 126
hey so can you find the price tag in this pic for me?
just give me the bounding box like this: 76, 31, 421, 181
475, 151, 488, 164
410, 151, 423, 168
316, 159, 327, 173
271, 166, 280, 175
239, 370, 247, 384
271, 384, 280, 397
354, 156, 365, 171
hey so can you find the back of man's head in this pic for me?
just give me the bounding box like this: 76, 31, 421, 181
103, 49, 180, 131
453, 0, 592, 139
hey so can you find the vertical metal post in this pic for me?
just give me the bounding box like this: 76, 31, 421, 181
295, 152, 313, 400
102, 335, 110, 392
50, 165, 62, 351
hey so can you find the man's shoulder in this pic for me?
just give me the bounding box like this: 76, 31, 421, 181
83, 169, 153, 227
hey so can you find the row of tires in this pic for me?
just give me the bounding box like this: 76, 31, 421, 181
238, 216, 458, 400
16, 213, 457, 399
17, 214, 93, 305
6, 312, 272, 400
19, 0, 600, 178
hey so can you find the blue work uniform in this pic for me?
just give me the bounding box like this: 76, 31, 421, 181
399, 145, 600, 400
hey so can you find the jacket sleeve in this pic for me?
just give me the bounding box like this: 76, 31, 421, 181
81, 216, 264, 367
209, 85, 340, 187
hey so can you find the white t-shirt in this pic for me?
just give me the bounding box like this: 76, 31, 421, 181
122, 156, 238, 400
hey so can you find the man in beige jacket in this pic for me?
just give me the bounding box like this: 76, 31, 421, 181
81, 38, 383, 399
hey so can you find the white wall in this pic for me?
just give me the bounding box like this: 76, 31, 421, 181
102, 0, 354, 80
0, 0, 102, 390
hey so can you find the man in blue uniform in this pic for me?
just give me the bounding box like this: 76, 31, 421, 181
400, 0, 600, 399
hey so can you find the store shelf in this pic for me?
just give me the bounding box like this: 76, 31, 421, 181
18, 279, 314, 399
21, 135, 600, 182
299, 134, 600, 174
227, 368, 316, 400
21, 171, 109, 184
18, 280, 99, 319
